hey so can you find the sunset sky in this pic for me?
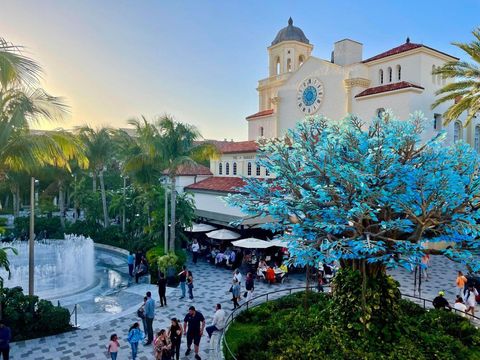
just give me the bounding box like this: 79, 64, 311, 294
2, 0, 479, 140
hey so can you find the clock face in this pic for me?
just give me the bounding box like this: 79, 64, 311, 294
297, 77, 324, 114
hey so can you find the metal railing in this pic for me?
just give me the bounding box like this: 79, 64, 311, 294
220, 287, 479, 360
58, 301, 78, 328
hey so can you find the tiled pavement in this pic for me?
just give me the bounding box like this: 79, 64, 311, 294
10, 254, 472, 360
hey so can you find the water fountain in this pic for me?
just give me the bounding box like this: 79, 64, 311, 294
1, 234, 95, 299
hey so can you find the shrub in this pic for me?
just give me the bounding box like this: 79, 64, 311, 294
13, 217, 63, 239
146, 246, 186, 284
2, 287, 72, 341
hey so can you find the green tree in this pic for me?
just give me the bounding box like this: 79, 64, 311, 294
77, 127, 114, 228
156, 116, 217, 251
432, 28, 480, 125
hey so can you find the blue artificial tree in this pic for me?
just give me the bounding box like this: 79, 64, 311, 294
227, 112, 480, 334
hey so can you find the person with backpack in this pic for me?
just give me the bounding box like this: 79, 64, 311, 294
137, 296, 148, 334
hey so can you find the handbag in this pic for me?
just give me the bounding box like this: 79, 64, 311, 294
137, 307, 145, 319
243, 291, 248, 298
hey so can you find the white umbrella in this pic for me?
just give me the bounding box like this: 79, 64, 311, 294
269, 239, 289, 247
185, 223, 217, 233
206, 229, 241, 240
232, 238, 274, 249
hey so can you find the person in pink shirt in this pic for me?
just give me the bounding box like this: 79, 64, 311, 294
107, 333, 120, 360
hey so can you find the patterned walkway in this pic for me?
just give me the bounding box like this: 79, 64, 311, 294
10, 254, 468, 360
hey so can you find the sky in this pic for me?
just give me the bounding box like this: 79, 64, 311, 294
1, 1, 479, 140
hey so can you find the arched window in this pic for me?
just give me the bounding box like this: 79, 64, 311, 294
434, 113, 442, 130
256, 164, 261, 176
454, 121, 462, 143
388, 67, 392, 82
233, 162, 237, 175
475, 126, 480, 153
226, 162, 230, 175
432, 65, 436, 83
299, 55, 305, 67
247, 162, 252, 176
218, 163, 222, 175
287, 58, 292, 72
260, 126, 264, 137
379, 69, 384, 84
276, 57, 281, 75
396, 65, 401, 81
265, 168, 270, 176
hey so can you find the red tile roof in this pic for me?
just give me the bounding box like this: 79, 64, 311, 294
246, 109, 274, 120
163, 163, 212, 176
217, 140, 258, 154
355, 81, 424, 98
363, 41, 459, 63
185, 176, 246, 193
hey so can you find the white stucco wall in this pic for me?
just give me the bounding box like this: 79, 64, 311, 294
189, 191, 247, 217
248, 115, 276, 140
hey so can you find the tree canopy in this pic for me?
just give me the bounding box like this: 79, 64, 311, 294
228, 112, 480, 271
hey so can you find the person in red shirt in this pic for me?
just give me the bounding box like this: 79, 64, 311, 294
266, 266, 276, 285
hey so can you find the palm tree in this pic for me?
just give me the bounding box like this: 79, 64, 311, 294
0, 36, 88, 296
432, 28, 480, 125
157, 116, 218, 252
78, 127, 113, 228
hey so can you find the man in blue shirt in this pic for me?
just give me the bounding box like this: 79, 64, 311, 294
127, 252, 135, 277
144, 291, 155, 345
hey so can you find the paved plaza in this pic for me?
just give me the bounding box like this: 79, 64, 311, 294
10, 254, 471, 360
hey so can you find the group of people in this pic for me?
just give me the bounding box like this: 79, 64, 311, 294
256, 260, 288, 284
107, 288, 227, 360
432, 271, 479, 316
229, 269, 255, 309
128, 250, 150, 283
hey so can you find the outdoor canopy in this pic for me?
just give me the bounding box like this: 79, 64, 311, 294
185, 222, 217, 233
206, 229, 241, 240
231, 237, 274, 249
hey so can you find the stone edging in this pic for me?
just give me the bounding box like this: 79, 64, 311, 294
93, 242, 130, 256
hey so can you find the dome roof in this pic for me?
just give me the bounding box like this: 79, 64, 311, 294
271, 17, 310, 46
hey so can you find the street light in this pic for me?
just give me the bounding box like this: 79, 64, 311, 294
28, 177, 39, 296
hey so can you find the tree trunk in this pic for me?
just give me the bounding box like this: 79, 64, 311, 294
58, 180, 66, 229
169, 177, 176, 252
99, 170, 108, 228
122, 176, 126, 233
332, 261, 401, 338
4, 194, 9, 211
92, 173, 97, 192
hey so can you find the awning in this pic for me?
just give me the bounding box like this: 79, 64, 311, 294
232, 238, 274, 249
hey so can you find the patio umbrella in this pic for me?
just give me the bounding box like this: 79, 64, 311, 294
232, 237, 274, 249
206, 229, 241, 240
185, 223, 217, 233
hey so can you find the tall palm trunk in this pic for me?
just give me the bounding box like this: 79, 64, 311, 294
99, 170, 109, 228
169, 176, 176, 252
58, 180, 66, 229
92, 174, 97, 192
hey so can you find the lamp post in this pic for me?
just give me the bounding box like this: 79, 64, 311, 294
161, 177, 169, 255
28, 177, 39, 296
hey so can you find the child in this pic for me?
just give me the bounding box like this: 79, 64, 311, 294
107, 333, 120, 360
127, 322, 144, 360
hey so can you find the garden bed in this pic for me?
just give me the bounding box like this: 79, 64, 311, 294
224, 291, 480, 360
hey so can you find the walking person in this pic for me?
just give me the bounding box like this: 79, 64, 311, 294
456, 271, 468, 296
192, 239, 200, 264
187, 271, 194, 300
178, 265, 187, 299
144, 291, 155, 345
0, 321, 11, 360
231, 278, 240, 309
233, 269, 242, 290
154, 329, 172, 360
183, 306, 206, 360
127, 322, 144, 360
421, 254, 430, 281
245, 272, 254, 302
158, 272, 167, 307
206, 303, 226, 339
168, 318, 183, 360
107, 333, 120, 360
464, 285, 479, 316
127, 251, 135, 277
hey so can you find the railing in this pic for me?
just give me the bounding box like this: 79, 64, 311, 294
220, 287, 479, 360
58, 301, 78, 328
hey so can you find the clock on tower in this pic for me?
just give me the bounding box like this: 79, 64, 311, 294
297, 77, 324, 114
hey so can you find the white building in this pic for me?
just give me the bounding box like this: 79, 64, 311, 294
184, 18, 478, 228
